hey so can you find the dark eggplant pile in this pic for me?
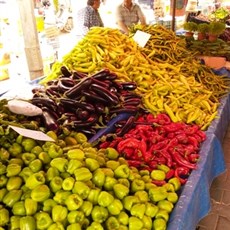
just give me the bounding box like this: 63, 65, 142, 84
31, 67, 143, 138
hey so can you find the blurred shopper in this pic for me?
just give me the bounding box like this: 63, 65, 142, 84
76, 0, 104, 38
115, 0, 146, 34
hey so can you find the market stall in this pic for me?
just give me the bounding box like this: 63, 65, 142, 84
0, 1, 230, 230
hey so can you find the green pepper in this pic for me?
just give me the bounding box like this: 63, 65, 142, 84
53, 190, 72, 205
3, 189, 22, 207
66, 223, 81, 230
8, 142, 23, 157
134, 190, 148, 203
50, 176, 63, 193
38, 151, 51, 165
61, 177, 75, 191
0, 175, 8, 188
46, 166, 60, 181
92, 168, 106, 188
157, 200, 174, 213
8, 158, 24, 166
103, 176, 117, 191
65, 136, 78, 146
72, 181, 90, 199
105, 147, 119, 160
19, 166, 34, 182
98, 191, 114, 207
0, 188, 7, 202
31, 145, 43, 156
12, 201, 26, 216
155, 209, 169, 222
25, 198, 38, 215
31, 184, 51, 202
74, 132, 88, 144
142, 215, 152, 229
66, 159, 83, 175
105, 216, 120, 230
114, 164, 130, 179
0, 208, 9, 227
51, 205, 68, 222
91, 205, 108, 223
145, 202, 159, 218
167, 192, 179, 203
47, 222, 65, 230
6, 164, 21, 177
65, 194, 83, 211
85, 158, 100, 172
163, 183, 175, 192
87, 188, 101, 205
20, 216, 36, 230
87, 221, 104, 230
20, 185, 31, 200
149, 187, 168, 203
42, 199, 58, 213
80, 201, 93, 217
130, 203, 146, 219
131, 178, 145, 193
107, 199, 123, 215
66, 148, 85, 160
6, 176, 23, 191
74, 167, 92, 182
168, 177, 181, 191
29, 159, 43, 172
48, 143, 63, 158
46, 131, 58, 141
153, 218, 167, 230
0, 148, 10, 162
118, 211, 129, 226
101, 168, 114, 177
22, 153, 36, 165
16, 134, 23, 144
0, 162, 6, 175
25, 171, 45, 189
10, 216, 21, 230
67, 210, 85, 224
113, 183, 129, 200
123, 195, 140, 211
21, 138, 37, 152
34, 211, 53, 229
117, 178, 130, 188
105, 160, 120, 170
128, 216, 143, 230
50, 158, 68, 173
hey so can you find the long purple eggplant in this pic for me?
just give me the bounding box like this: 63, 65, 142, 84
65, 77, 92, 98
41, 107, 59, 131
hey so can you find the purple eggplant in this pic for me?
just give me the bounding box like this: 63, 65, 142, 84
82, 90, 108, 104
61, 66, 72, 77
116, 116, 135, 136
71, 71, 87, 80
90, 83, 119, 105
120, 82, 137, 90
31, 97, 58, 111
65, 77, 92, 98
76, 108, 90, 121
41, 107, 59, 131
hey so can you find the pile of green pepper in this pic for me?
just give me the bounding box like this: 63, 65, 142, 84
0, 127, 181, 230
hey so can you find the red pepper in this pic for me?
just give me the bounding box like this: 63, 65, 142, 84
166, 132, 176, 139
176, 133, 188, 144
147, 160, 158, 169
150, 140, 168, 151
117, 138, 140, 152
184, 125, 200, 135
163, 123, 184, 133
122, 147, 135, 158
155, 113, 171, 125
174, 167, 190, 185
188, 154, 200, 163
196, 130, 206, 142
187, 136, 199, 149
152, 180, 166, 186
172, 151, 197, 170
99, 141, 110, 149
127, 160, 143, 168
165, 169, 175, 180
192, 133, 202, 142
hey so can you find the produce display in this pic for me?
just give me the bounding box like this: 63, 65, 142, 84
0, 24, 229, 229
0, 123, 183, 229
40, 25, 230, 130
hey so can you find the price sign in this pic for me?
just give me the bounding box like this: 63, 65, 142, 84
132, 30, 151, 48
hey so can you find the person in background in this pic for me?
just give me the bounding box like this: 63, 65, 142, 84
115, 0, 146, 34
76, 0, 104, 38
